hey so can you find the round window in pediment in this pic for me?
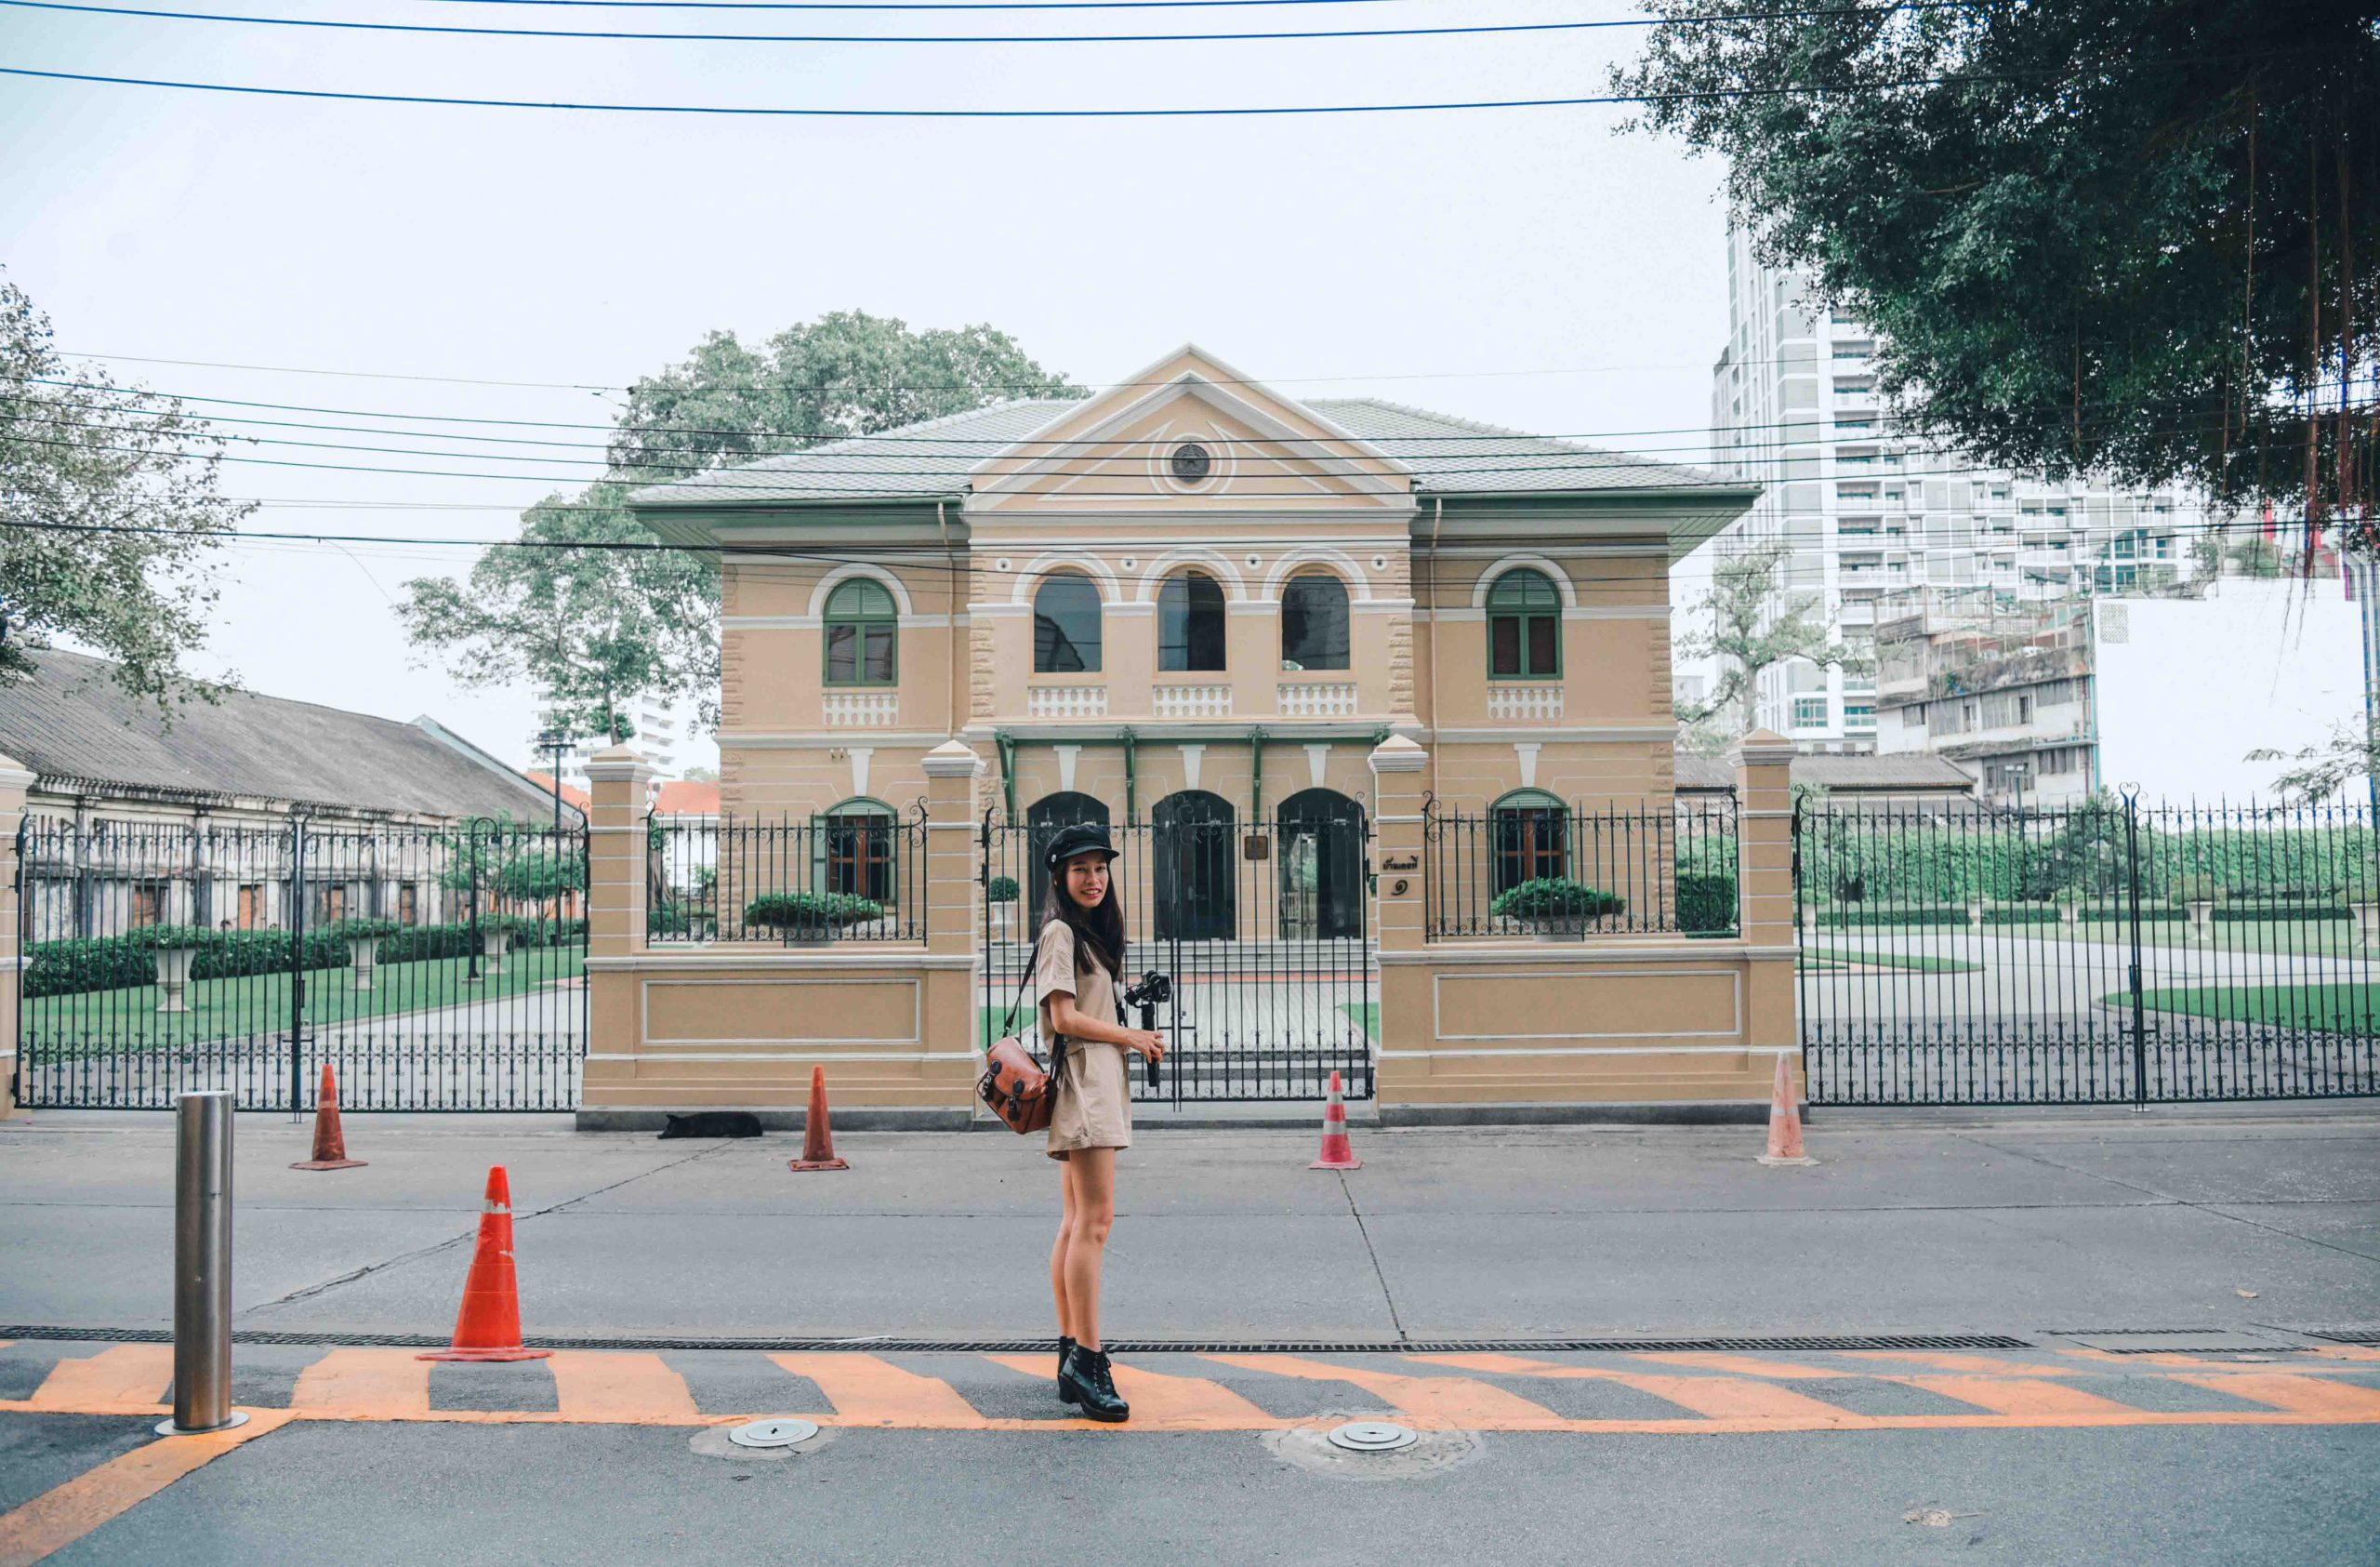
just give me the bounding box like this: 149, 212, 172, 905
1170, 443, 1213, 484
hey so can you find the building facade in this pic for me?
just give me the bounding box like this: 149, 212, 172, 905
628, 345, 1759, 919
1697, 223, 2199, 750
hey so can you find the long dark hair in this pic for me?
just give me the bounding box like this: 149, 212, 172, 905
1041, 852, 1125, 983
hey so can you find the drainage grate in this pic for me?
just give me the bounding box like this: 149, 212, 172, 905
2053, 1328, 2305, 1354
0, 1325, 2031, 1354
2307, 1329, 2380, 1346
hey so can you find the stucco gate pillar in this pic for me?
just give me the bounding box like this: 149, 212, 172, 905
1367, 733, 1430, 1104
919, 739, 987, 1097
1731, 730, 1801, 1082
583, 745, 656, 1097
0, 753, 31, 1117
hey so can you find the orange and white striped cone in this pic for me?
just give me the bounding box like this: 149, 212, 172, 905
290, 1063, 365, 1171
1756, 1054, 1818, 1166
419, 1166, 551, 1361
1309, 1069, 1361, 1170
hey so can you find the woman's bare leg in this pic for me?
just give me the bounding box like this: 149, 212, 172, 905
1059, 1148, 1117, 1352
1051, 1155, 1078, 1342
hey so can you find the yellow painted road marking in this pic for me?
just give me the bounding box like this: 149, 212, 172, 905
1207, 1354, 1565, 1426
984, 1354, 1276, 1429
2170, 1373, 2380, 1419
0, 1409, 292, 1567
28, 1346, 173, 1413
1412, 1352, 1864, 1425
290, 1348, 432, 1418
1889, 1375, 2142, 1417
769, 1353, 985, 1427
547, 1352, 698, 1424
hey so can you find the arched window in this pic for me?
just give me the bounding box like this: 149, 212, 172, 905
1025, 792, 1111, 897
1279, 571, 1350, 671
1034, 574, 1104, 673
1489, 788, 1568, 895
823, 578, 898, 685
1154, 790, 1236, 940
1486, 568, 1562, 679
819, 797, 896, 906
1157, 570, 1227, 672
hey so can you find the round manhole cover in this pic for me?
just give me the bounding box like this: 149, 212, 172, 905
727, 1417, 821, 1449
1326, 1420, 1419, 1454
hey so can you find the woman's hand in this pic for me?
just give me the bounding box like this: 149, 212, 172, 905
1123, 1029, 1166, 1064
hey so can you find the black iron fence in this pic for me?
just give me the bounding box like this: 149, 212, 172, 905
644, 808, 929, 945
1797, 795, 2380, 1105
16, 814, 587, 1110
1421, 798, 1740, 940
983, 806, 1375, 1102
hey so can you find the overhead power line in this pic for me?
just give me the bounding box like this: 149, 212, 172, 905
0, 62, 1990, 119
0, 0, 1969, 46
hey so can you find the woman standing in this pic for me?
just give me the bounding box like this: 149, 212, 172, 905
1035, 823, 1165, 1422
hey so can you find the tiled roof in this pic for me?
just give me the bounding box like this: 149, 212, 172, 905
626, 394, 1736, 508
653, 778, 721, 815
1, 648, 573, 820
1674, 752, 1977, 793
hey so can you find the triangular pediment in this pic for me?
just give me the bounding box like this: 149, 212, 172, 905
969, 345, 1413, 511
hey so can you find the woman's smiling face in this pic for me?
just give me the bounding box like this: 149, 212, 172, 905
1063, 852, 1110, 910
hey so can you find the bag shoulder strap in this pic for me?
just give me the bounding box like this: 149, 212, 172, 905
998, 928, 1038, 1039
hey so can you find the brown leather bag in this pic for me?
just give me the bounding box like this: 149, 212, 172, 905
980, 949, 1064, 1134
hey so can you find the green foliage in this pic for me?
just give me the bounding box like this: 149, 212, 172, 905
1490, 878, 1626, 923
1617, 3, 2379, 516
324, 917, 404, 942
0, 272, 252, 708
1675, 870, 1738, 935
435, 818, 585, 900
743, 892, 884, 933
986, 875, 1021, 903
1675, 538, 1869, 734
23, 919, 586, 999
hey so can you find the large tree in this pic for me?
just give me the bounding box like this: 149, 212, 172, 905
1677, 538, 1870, 737
1620, 2, 2379, 527
0, 273, 250, 706
403, 313, 1077, 735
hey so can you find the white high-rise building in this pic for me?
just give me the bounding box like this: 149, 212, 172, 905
1694, 223, 2198, 750
533, 694, 681, 789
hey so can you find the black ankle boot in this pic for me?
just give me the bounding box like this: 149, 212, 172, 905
1059, 1345, 1129, 1423
1056, 1336, 1078, 1401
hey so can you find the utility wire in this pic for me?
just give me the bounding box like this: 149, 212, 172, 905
0, 0, 1972, 46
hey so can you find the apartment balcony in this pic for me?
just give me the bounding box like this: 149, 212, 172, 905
821, 691, 901, 728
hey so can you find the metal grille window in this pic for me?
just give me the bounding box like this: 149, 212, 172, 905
824, 808, 894, 905
1487, 568, 1561, 679
823, 578, 898, 686
1157, 570, 1227, 672
1490, 792, 1569, 894
1033, 574, 1104, 673
1280, 571, 1350, 671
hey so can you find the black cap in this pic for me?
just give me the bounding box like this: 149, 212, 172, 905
1043, 822, 1121, 870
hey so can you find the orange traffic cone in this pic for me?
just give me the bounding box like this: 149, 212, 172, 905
291, 1063, 365, 1171
788, 1066, 850, 1171
419, 1166, 551, 1361
1757, 1054, 1818, 1166
1309, 1069, 1361, 1170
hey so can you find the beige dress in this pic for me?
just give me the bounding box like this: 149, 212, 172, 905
1034, 920, 1133, 1162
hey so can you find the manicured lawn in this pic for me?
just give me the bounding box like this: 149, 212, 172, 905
2119, 982, 2380, 1031
1801, 946, 1979, 975
25, 949, 585, 1048
1814, 916, 2373, 958
1341, 1002, 1381, 1039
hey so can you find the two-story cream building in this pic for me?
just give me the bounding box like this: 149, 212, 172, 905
628, 346, 1757, 933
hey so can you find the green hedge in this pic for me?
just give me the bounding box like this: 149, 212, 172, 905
1490, 878, 1625, 922
1805, 903, 2350, 930
1676, 870, 1738, 935
23, 917, 587, 1000
743, 893, 884, 933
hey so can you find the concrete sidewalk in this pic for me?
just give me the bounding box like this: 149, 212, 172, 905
2, 1109, 2374, 1342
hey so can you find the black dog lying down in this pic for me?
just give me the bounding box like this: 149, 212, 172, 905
657, 1110, 764, 1139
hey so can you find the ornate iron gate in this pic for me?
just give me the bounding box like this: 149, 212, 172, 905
983, 806, 1377, 1102
15, 815, 588, 1111
1797, 795, 2380, 1106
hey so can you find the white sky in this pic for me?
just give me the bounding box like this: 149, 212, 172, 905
1, 0, 1733, 775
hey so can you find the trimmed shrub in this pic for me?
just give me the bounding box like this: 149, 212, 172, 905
1490, 878, 1625, 923
22, 916, 588, 999
1676, 870, 1738, 935
986, 875, 1021, 904
743, 892, 884, 933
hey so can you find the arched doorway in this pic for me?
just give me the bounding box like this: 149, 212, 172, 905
1153, 790, 1235, 941
1276, 789, 1365, 941
1024, 792, 1111, 907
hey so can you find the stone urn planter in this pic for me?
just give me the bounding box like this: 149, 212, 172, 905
152, 943, 198, 1014
2056, 899, 2081, 929
2185, 899, 2215, 939
347, 936, 381, 991
2354, 901, 2380, 950
1965, 901, 1985, 930
480, 926, 509, 973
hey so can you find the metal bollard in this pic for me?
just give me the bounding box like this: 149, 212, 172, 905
160, 1091, 245, 1436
